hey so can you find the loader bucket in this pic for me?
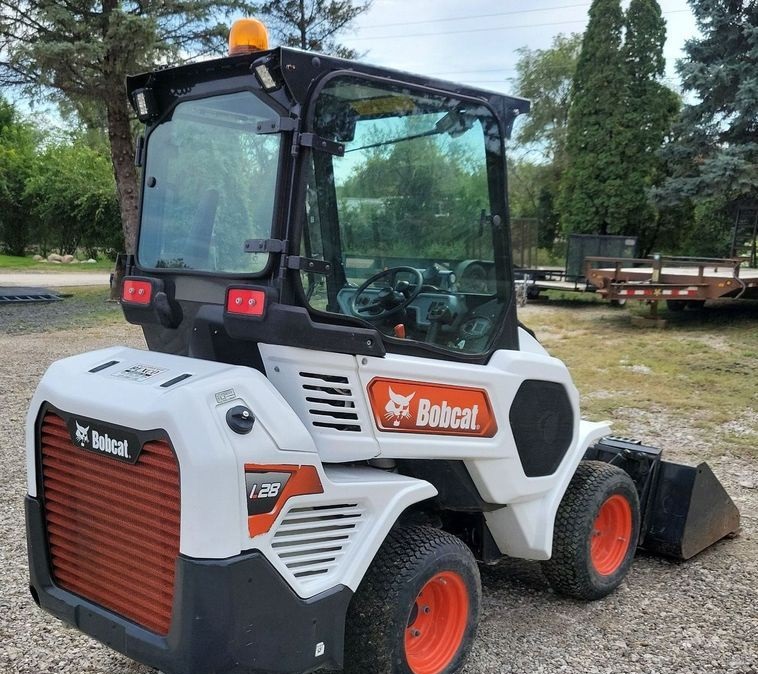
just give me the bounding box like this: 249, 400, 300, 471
641, 460, 740, 560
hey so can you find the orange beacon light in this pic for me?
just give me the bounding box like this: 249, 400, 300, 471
228, 18, 269, 56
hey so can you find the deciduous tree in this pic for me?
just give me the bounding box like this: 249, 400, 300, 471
25, 138, 121, 256
511, 34, 581, 250
0, 98, 37, 255
0, 1, 251, 253
513, 33, 582, 167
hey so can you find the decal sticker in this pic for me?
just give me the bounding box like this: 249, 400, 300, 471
245, 471, 292, 516
113, 364, 168, 382
215, 388, 237, 404
65, 416, 142, 464
244, 464, 324, 537
367, 378, 497, 437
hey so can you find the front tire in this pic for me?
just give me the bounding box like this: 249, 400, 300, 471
344, 525, 481, 674
542, 461, 640, 600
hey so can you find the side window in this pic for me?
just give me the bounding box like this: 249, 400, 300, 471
302, 76, 509, 355
139, 92, 280, 273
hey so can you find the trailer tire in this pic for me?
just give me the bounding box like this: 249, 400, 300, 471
344, 525, 481, 674
542, 460, 640, 601
666, 300, 686, 311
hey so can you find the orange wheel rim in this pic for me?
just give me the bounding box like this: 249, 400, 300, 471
405, 571, 469, 674
591, 494, 633, 575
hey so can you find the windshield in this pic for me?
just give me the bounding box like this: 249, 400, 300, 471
301, 76, 509, 355
138, 91, 280, 273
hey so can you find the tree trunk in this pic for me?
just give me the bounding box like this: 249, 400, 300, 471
106, 94, 139, 253
299, 0, 307, 49
105, 91, 139, 299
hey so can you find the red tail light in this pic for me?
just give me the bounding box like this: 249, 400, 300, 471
227, 288, 266, 317
122, 279, 153, 305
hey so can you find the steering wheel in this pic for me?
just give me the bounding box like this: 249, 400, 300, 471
350, 266, 424, 321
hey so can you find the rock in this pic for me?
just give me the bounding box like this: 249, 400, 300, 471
85, 258, 97, 264
32, 254, 43, 261
47, 253, 62, 262
70, 259, 80, 264
50, 259, 62, 264
62, 254, 74, 263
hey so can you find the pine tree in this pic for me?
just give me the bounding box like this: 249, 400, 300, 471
655, 0, 757, 207
0, 1, 251, 252
257, 0, 372, 58
558, 0, 630, 235
622, 0, 679, 253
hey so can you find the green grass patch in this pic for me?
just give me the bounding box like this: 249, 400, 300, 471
522, 300, 758, 458
0, 254, 114, 271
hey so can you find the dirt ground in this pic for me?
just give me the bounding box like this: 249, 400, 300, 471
0, 297, 755, 674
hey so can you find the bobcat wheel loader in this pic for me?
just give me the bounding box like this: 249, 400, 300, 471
25, 18, 740, 674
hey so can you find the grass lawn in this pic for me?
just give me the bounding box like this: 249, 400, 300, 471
0, 253, 114, 272
521, 296, 758, 458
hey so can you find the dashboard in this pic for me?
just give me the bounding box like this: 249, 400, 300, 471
336, 284, 501, 352
337, 287, 466, 329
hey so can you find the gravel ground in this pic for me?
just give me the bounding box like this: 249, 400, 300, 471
0, 304, 755, 674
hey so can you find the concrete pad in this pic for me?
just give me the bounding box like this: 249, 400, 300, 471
0, 272, 110, 287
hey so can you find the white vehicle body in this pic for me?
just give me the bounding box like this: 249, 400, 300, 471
27, 327, 607, 600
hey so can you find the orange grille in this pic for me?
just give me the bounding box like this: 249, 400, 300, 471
39, 411, 180, 635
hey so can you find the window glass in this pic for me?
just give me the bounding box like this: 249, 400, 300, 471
139, 92, 280, 273
302, 77, 507, 354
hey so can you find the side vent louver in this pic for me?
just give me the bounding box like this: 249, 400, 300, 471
299, 371, 361, 432
272, 503, 363, 587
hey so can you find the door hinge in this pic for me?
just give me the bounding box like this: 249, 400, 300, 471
244, 238, 287, 254
286, 256, 332, 274
256, 117, 298, 134
298, 132, 345, 157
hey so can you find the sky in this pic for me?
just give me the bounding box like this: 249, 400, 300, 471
13, 0, 700, 131
339, 0, 699, 95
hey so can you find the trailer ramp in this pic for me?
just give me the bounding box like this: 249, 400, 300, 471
0, 286, 62, 304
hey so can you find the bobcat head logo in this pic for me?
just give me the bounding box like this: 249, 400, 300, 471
74, 420, 90, 446
384, 387, 415, 427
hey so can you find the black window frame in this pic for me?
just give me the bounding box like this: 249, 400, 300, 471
289, 69, 520, 363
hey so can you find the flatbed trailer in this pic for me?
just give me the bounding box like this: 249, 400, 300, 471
585, 255, 758, 307
515, 267, 594, 299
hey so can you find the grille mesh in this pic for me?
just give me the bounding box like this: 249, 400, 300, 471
272, 503, 363, 588
39, 411, 180, 635
299, 372, 362, 432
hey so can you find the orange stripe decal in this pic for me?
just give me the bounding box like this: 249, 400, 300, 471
244, 464, 323, 537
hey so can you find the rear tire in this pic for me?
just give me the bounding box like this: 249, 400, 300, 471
344, 525, 481, 674
542, 461, 640, 600
666, 300, 686, 311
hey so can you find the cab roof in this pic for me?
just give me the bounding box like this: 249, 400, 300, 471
126, 46, 530, 137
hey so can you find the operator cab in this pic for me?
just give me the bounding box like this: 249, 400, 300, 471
125, 35, 528, 365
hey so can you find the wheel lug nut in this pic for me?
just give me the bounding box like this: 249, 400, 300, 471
412, 629, 421, 637
422, 606, 431, 614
